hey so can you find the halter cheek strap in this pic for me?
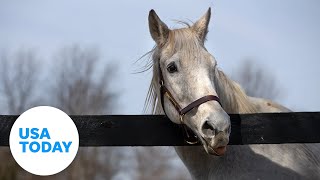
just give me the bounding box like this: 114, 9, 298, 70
158, 62, 221, 144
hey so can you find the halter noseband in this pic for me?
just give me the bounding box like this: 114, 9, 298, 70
158, 61, 221, 144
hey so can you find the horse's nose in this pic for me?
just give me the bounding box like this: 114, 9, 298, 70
201, 121, 216, 137
201, 120, 231, 138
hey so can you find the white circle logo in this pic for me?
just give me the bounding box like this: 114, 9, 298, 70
9, 106, 79, 176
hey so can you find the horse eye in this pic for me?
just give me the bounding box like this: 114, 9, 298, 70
167, 62, 178, 73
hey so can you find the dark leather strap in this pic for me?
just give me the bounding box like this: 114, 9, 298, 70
160, 85, 182, 112
180, 95, 221, 115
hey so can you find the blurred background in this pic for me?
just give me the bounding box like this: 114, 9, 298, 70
0, 0, 319, 179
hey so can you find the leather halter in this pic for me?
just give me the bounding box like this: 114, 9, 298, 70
158, 61, 221, 144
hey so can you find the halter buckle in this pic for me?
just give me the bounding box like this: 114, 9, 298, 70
179, 114, 199, 144
179, 114, 184, 124
160, 80, 164, 86
185, 136, 199, 145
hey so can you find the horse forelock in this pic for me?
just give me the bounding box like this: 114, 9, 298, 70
162, 28, 203, 59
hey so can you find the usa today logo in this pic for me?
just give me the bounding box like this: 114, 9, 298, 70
9, 106, 79, 176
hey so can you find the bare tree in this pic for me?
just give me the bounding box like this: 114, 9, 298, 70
0, 46, 191, 180
50, 45, 117, 115
45, 45, 121, 180
0, 49, 42, 180
0, 49, 41, 114
0, 46, 122, 180
231, 59, 283, 100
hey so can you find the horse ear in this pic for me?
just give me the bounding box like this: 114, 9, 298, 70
192, 8, 211, 43
148, 9, 170, 47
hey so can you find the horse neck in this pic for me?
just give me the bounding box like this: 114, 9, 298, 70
213, 69, 258, 114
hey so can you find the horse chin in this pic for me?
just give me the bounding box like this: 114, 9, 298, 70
202, 144, 227, 156
198, 136, 227, 156
208, 145, 227, 156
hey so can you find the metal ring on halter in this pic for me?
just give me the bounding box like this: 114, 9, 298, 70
183, 126, 199, 144
179, 114, 185, 124
180, 114, 199, 144
160, 80, 164, 86
185, 136, 199, 144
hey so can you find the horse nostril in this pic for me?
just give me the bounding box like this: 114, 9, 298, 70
201, 121, 216, 137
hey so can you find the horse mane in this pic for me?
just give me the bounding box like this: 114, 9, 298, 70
143, 47, 162, 115
142, 25, 259, 115
213, 69, 259, 113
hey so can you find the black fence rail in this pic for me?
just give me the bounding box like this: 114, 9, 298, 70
0, 112, 319, 146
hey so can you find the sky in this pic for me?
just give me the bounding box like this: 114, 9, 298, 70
1, 0, 320, 114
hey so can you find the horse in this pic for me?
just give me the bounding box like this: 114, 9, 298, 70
144, 8, 320, 180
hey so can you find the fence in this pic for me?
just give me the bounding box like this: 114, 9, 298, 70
0, 112, 319, 146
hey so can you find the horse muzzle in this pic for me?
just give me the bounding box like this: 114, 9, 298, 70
208, 145, 227, 156
199, 131, 230, 156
